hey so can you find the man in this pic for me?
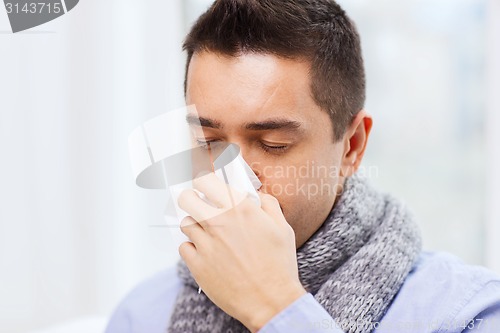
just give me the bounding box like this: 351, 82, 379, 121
106, 0, 500, 332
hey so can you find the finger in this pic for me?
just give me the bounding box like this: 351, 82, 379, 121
178, 241, 199, 266
192, 172, 229, 208
258, 192, 286, 223
180, 216, 207, 245
193, 172, 246, 209
178, 189, 220, 224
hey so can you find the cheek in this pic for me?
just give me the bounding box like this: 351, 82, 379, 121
249, 139, 343, 217
258, 159, 342, 215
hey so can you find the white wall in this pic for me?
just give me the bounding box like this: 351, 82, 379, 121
338, 0, 495, 269
485, 0, 500, 274
0, 1, 185, 332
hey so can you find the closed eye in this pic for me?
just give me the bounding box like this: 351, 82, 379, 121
259, 142, 289, 154
196, 139, 209, 148
195, 139, 221, 150
195, 139, 290, 155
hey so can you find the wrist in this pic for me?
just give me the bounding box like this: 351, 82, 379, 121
244, 281, 307, 333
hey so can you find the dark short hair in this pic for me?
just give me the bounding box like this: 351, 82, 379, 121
183, 0, 365, 141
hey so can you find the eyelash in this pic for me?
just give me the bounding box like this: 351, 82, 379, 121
196, 140, 289, 155
259, 142, 288, 154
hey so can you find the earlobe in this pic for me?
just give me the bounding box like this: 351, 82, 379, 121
350, 154, 357, 166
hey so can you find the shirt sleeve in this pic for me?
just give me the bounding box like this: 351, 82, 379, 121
258, 293, 345, 333
103, 267, 180, 333
461, 281, 500, 333
105, 304, 132, 333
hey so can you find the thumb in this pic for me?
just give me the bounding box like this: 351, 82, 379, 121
258, 192, 286, 224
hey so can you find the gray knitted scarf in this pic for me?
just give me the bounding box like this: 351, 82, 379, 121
167, 174, 422, 333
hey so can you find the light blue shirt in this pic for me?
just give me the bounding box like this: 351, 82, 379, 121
105, 251, 500, 333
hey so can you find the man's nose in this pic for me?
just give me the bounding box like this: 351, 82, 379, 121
227, 140, 262, 180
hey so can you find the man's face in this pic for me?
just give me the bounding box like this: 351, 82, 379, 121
186, 51, 347, 248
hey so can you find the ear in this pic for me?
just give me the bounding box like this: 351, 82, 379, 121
340, 110, 373, 177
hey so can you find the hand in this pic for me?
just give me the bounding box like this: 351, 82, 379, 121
177, 172, 307, 332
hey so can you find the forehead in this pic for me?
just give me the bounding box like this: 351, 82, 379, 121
185, 52, 321, 126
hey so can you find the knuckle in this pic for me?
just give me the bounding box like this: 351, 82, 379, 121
238, 197, 255, 214
180, 217, 193, 230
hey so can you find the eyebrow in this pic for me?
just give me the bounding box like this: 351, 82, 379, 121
244, 119, 302, 131
186, 114, 221, 129
186, 114, 302, 132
